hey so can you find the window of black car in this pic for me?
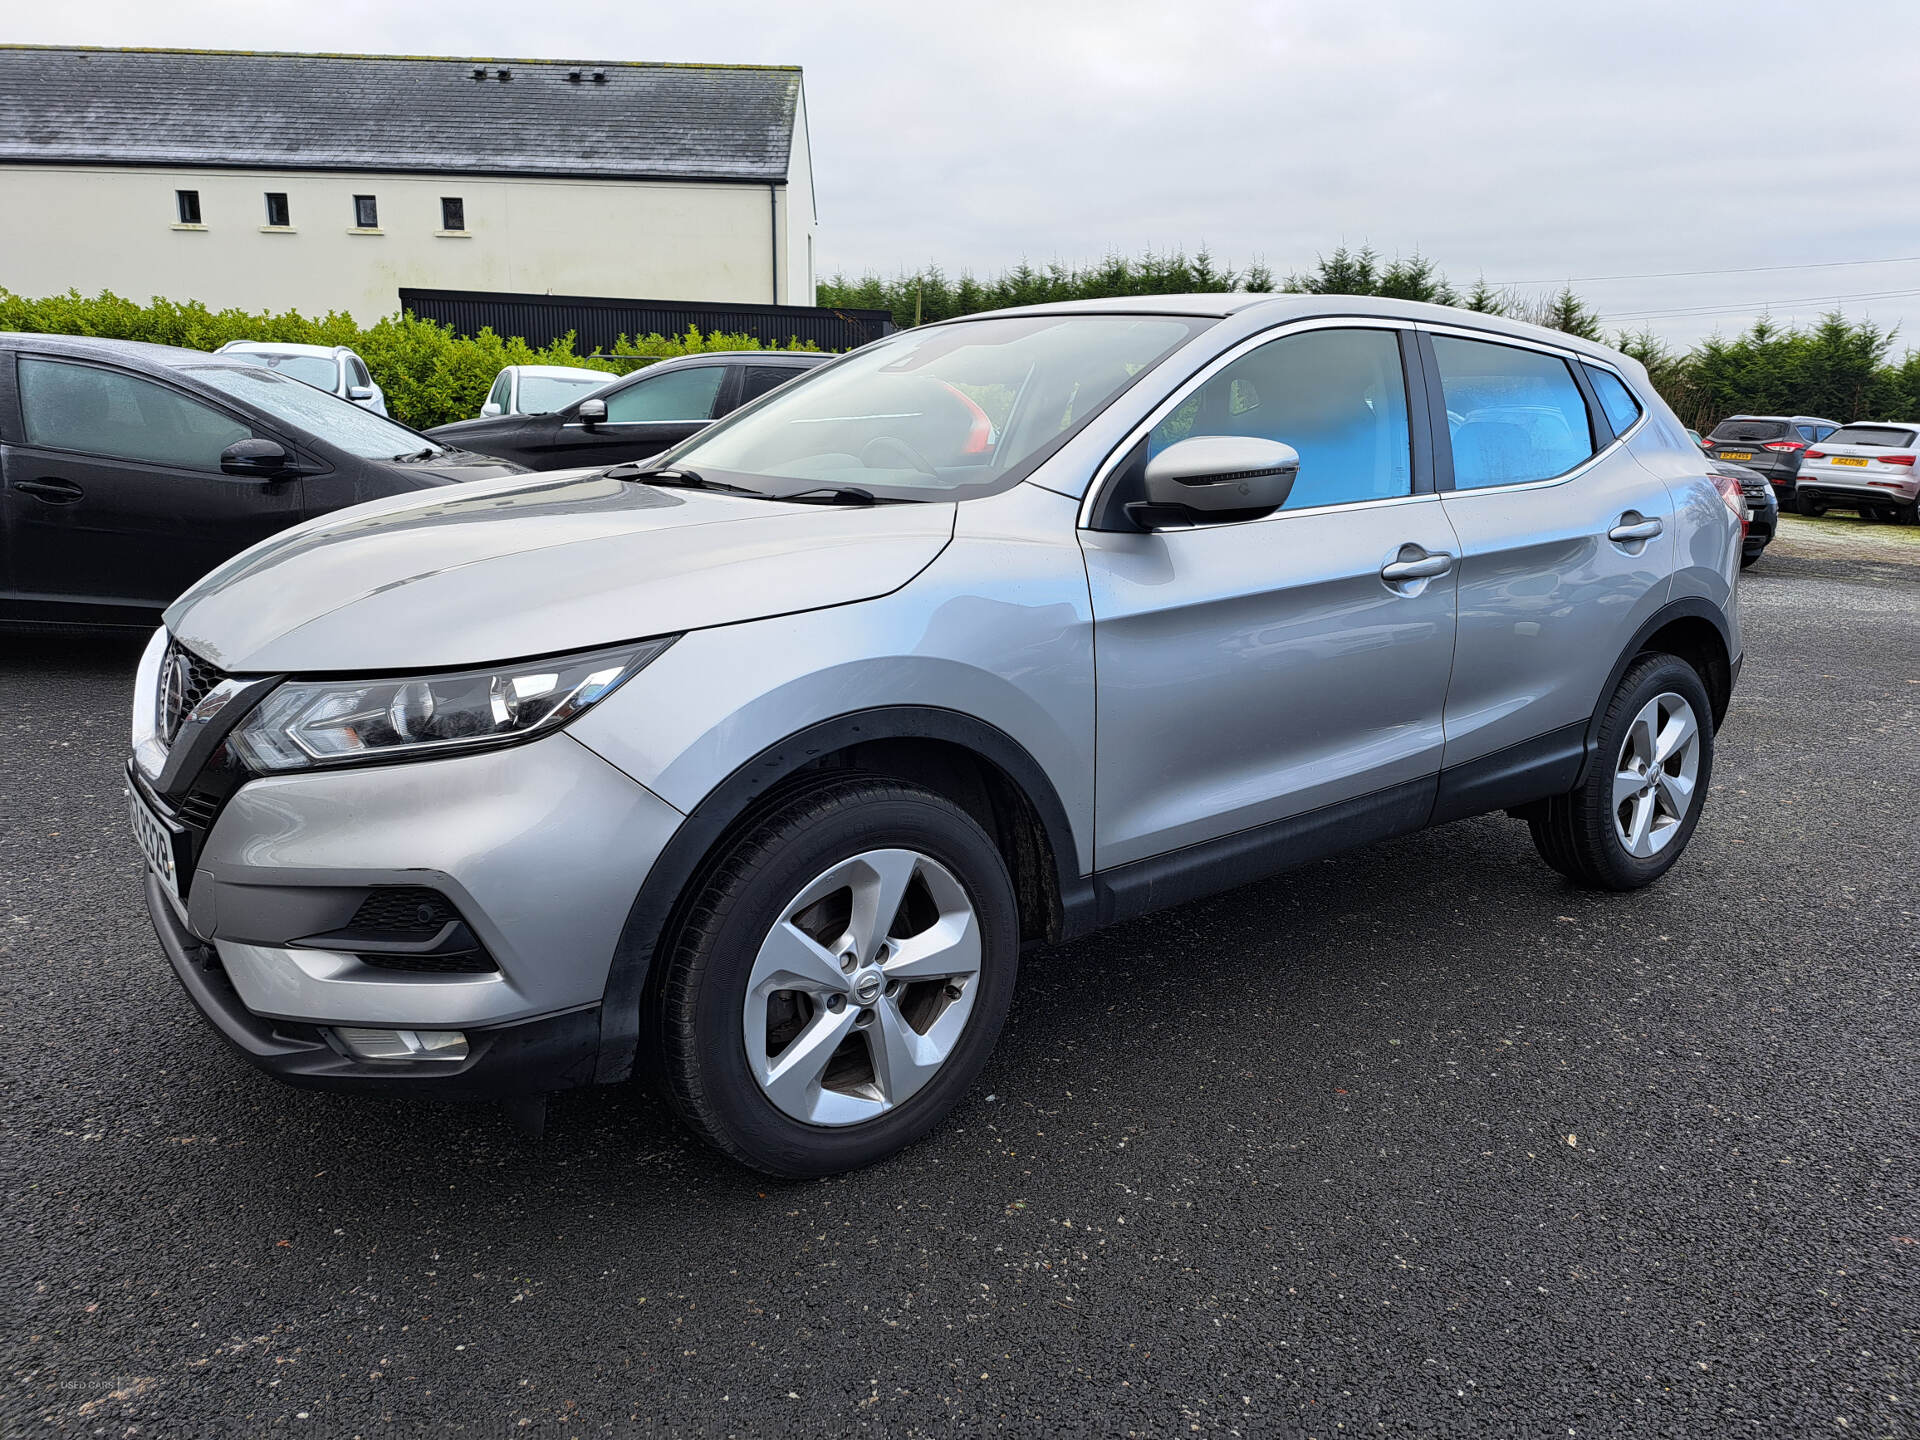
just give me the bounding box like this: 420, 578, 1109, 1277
664, 314, 1207, 501
1432, 337, 1596, 489
353, 195, 379, 229
1824, 424, 1918, 447
604, 366, 725, 423
187, 365, 435, 460
441, 197, 465, 231
1709, 418, 1789, 442
519, 374, 605, 413
265, 193, 290, 228
1583, 365, 1643, 436
1145, 327, 1412, 510
740, 365, 803, 405
19, 359, 251, 471
176, 190, 201, 225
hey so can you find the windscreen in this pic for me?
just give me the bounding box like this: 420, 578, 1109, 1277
188, 365, 437, 459
227, 351, 340, 391
519, 375, 608, 413
1709, 419, 1789, 442
1823, 424, 1916, 448
663, 314, 1207, 499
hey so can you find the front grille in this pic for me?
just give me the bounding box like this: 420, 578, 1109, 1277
319, 887, 500, 975
347, 887, 461, 936
158, 638, 228, 743
173, 791, 223, 830
358, 950, 499, 975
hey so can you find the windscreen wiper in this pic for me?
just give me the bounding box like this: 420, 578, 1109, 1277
605, 465, 763, 496
770, 485, 906, 506
393, 447, 444, 462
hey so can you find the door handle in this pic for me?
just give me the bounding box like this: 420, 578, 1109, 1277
1381, 551, 1453, 582
13, 478, 85, 503
1608, 516, 1663, 542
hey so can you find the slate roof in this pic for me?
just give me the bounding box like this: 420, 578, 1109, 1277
0, 46, 800, 183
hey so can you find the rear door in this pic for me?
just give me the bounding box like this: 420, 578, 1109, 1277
0, 353, 302, 621
1082, 321, 1459, 869
1421, 327, 1674, 778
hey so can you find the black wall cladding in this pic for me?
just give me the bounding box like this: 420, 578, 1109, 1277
400, 287, 895, 354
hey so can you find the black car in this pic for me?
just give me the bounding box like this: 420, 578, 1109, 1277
1701, 413, 1841, 511
1709, 459, 1778, 569
426, 350, 833, 470
0, 333, 523, 628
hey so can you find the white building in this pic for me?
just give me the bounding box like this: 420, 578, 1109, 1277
0, 46, 817, 325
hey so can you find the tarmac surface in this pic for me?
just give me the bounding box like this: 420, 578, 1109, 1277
5, 515, 1916, 1437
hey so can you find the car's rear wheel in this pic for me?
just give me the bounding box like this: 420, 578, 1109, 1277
1739, 551, 1760, 569
657, 778, 1018, 1177
1799, 500, 1825, 517
1527, 654, 1714, 891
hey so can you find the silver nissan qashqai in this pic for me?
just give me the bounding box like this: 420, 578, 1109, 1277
130, 295, 1745, 1176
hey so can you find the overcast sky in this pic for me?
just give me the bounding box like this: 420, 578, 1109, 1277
15, 0, 1920, 351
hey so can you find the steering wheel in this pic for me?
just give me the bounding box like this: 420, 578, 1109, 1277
860, 435, 938, 477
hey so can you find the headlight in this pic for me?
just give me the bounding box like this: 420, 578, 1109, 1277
228, 638, 675, 773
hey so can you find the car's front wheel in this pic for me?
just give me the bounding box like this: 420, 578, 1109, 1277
1527, 654, 1715, 891
657, 778, 1019, 1177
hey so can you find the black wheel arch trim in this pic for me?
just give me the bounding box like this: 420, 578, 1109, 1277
1577, 596, 1735, 780
593, 706, 1085, 1085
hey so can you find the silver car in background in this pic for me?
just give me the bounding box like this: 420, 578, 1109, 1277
129, 295, 1745, 1175
479, 363, 614, 417
216, 340, 388, 415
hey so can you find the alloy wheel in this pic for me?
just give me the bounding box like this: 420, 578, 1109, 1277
742, 849, 981, 1126
1611, 691, 1701, 858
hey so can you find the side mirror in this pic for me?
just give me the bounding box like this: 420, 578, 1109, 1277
219, 438, 298, 481
576, 397, 607, 429
1131, 436, 1300, 527
347, 385, 375, 402
480, 401, 503, 418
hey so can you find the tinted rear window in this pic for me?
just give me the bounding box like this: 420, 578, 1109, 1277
1823, 424, 1917, 448
1709, 419, 1789, 441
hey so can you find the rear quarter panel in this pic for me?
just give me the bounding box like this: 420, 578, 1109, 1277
1628, 405, 1742, 665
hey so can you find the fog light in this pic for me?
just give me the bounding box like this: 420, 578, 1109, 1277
333, 1027, 468, 1062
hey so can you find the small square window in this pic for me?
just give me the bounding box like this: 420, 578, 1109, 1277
265, 192, 290, 227
441, 197, 465, 231
353, 195, 379, 229
176, 190, 201, 225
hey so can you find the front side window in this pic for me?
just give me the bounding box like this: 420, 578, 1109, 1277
441, 197, 465, 231
666, 314, 1205, 501
1583, 365, 1643, 437
19, 358, 250, 471
518, 374, 605, 413
176, 190, 201, 224
1432, 336, 1596, 490
187, 365, 437, 460
604, 366, 725, 424
265, 192, 290, 227
1146, 327, 1412, 510
353, 195, 379, 229
487, 372, 512, 410
348, 357, 371, 388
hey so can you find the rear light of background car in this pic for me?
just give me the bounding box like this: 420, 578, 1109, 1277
1878, 454, 1916, 466
1763, 440, 1808, 452
1700, 438, 1715, 447
1712, 472, 1749, 536
1804, 450, 1826, 460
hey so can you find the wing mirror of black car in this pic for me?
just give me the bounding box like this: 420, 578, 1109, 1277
219, 438, 301, 481
576, 397, 608, 430
347, 385, 375, 402
1126, 436, 1300, 528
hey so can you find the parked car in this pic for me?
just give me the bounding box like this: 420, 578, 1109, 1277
1793, 421, 1920, 523
426, 350, 832, 469
0, 333, 523, 628
129, 296, 1743, 1176
1686, 427, 1708, 450
1700, 414, 1841, 511
217, 341, 389, 415
1709, 459, 1777, 566
479, 364, 615, 418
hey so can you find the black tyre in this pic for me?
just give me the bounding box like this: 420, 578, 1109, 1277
1527, 653, 1715, 891
1739, 551, 1760, 570
1799, 500, 1825, 517
657, 777, 1018, 1177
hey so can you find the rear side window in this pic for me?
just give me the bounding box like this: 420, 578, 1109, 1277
1823, 424, 1917, 447
605, 366, 725, 423
1583, 365, 1643, 437
19, 358, 250, 471
1146, 327, 1412, 510
1431, 336, 1596, 489
1709, 419, 1789, 442
740, 365, 803, 405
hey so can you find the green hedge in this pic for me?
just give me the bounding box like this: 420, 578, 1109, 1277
0, 288, 819, 430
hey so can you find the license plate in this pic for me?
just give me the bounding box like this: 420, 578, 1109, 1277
128, 783, 188, 901
1831, 456, 1868, 467
1717, 451, 1754, 461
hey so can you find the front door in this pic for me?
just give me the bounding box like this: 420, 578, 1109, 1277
1, 354, 302, 620
1082, 324, 1460, 870
539, 363, 733, 468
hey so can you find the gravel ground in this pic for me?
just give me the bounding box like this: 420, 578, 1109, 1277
4, 517, 1916, 1438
